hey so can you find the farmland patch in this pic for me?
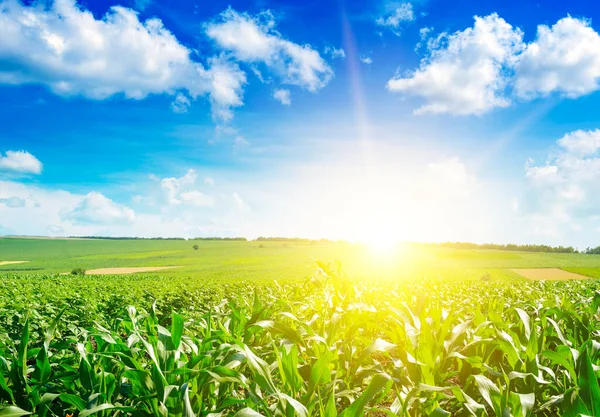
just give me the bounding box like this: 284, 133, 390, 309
84, 266, 182, 275
510, 268, 588, 281
0, 261, 29, 266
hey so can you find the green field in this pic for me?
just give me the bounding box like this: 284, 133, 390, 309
2, 238, 600, 416
4, 237, 600, 280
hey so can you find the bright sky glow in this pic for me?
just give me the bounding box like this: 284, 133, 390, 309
2, 0, 600, 247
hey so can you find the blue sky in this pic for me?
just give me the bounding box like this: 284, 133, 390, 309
2, 0, 600, 247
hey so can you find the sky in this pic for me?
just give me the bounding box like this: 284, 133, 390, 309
3, 0, 600, 247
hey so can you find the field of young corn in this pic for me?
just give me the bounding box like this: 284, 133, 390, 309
1, 261, 600, 416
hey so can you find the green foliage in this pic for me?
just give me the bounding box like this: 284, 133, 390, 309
71, 267, 86, 276
0, 261, 600, 415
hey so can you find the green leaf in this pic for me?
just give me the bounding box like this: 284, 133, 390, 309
0, 406, 32, 417
233, 409, 265, 417
429, 408, 451, 417
171, 313, 184, 349
278, 393, 308, 417
182, 383, 196, 417
356, 338, 396, 366
473, 374, 502, 416
79, 404, 133, 417
17, 318, 29, 386
38, 393, 60, 417
58, 394, 87, 411
340, 373, 390, 417
308, 350, 333, 396
561, 387, 590, 417
577, 344, 600, 415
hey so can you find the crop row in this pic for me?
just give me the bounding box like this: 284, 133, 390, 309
0, 263, 599, 416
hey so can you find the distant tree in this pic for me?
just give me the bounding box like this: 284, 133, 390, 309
71, 268, 86, 276
429, 241, 577, 254
193, 244, 199, 250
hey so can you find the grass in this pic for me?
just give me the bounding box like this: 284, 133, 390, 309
562, 267, 600, 279
3, 237, 600, 280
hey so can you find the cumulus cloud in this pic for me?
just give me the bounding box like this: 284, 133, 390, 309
179, 191, 214, 207
64, 192, 135, 225
0, 150, 43, 174
158, 169, 217, 207
360, 56, 373, 64
387, 14, 524, 115
160, 169, 198, 205
324, 46, 345, 59
392, 14, 600, 115
514, 17, 600, 99
205, 8, 333, 92
524, 130, 600, 231
0, 196, 26, 207
0, 177, 250, 238
376, 2, 415, 35
557, 129, 600, 156
0, 0, 246, 119
170, 93, 191, 114
273, 88, 291, 105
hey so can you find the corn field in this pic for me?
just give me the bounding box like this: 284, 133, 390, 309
1, 262, 600, 416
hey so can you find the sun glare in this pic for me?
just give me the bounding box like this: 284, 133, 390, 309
362, 233, 402, 260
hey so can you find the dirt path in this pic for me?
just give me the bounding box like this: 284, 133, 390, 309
0, 261, 29, 266
510, 268, 588, 281
84, 266, 182, 275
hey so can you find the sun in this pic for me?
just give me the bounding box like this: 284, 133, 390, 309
361, 232, 402, 260
365, 235, 399, 254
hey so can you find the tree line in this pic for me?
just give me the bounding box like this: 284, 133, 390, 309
430, 242, 578, 253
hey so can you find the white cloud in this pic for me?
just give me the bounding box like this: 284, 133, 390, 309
415, 27, 433, 51
524, 130, 600, 230
0, 0, 246, 119
273, 88, 291, 105
426, 157, 476, 198
160, 169, 198, 205
324, 46, 345, 59
0, 150, 43, 174
387, 14, 524, 115
47, 224, 64, 234
179, 191, 214, 207
65, 192, 135, 225
514, 17, 600, 99
234, 136, 250, 148
557, 129, 600, 156
170, 93, 191, 114
376, 3, 414, 35
205, 8, 333, 92
392, 14, 600, 115
360, 56, 373, 64
157, 169, 219, 207
205, 55, 247, 121
0, 196, 26, 208
232, 192, 250, 211
0, 175, 255, 238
